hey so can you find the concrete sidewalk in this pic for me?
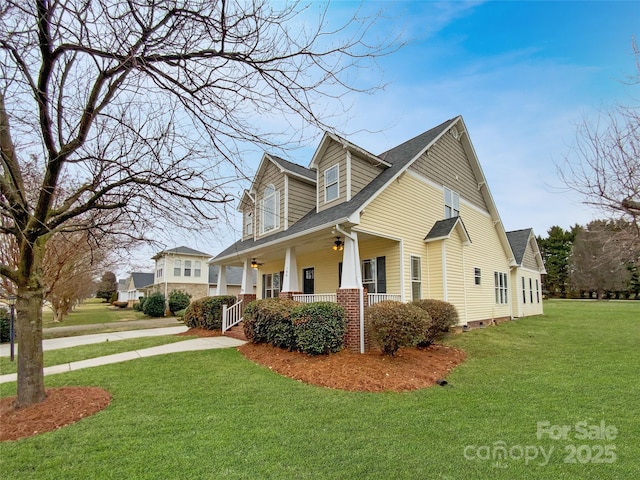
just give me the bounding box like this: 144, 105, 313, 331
0, 333, 245, 384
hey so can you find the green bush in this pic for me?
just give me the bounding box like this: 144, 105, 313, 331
168, 290, 191, 315
0, 307, 10, 343
183, 295, 237, 330
143, 292, 166, 317
133, 297, 146, 312
366, 300, 430, 356
412, 299, 459, 347
243, 299, 299, 349
109, 291, 118, 304
291, 302, 347, 355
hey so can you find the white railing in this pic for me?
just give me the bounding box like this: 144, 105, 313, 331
292, 293, 337, 303
367, 293, 401, 305
222, 300, 243, 333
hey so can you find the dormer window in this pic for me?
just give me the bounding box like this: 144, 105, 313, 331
324, 164, 339, 202
260, 184, 280, 234
245, 211, 253, 236
444, 187, 459, 219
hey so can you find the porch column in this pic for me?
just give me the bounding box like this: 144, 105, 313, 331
337, 229, 367, 353
340, 231, 362, 288
215, 265, 228, 295
240, 257, 253, 294
281, 247, 299, 292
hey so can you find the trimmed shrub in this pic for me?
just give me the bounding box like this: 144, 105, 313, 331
183, 295, 237, 330
109, 291, 118, 304
243, 299, 299, 349
367, 300, 430, 356
0, 308, 10, 344
112, 301, 128, 308
143, 292, 166, 317
133, 297, 146, 312
412, 299, 459, 347
291, 302, 347, 355
168, 290, 191, 315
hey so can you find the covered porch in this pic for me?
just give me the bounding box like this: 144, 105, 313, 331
212, 224, 404, 352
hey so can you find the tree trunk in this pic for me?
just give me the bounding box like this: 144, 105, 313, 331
15, 285, 46, 407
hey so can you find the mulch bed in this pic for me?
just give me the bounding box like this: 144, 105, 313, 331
237, 343, 466, 393
176, 327, 222, 337
0, 387, 111, 442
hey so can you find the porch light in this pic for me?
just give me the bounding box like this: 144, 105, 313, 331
333, 237, 344, 251
250, 259, 259, 269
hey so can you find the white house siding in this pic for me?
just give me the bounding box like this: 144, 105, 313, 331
511, 268, 544, 317
444, 228, 467, 323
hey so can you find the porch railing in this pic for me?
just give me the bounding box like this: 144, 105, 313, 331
222, 300, 243, 333
292, 293, 337, 303
367, 293, 402, 305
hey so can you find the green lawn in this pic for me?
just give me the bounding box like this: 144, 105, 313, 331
0, 336, 193, 376
43, 298, 147, 327
1, 300, 639, 479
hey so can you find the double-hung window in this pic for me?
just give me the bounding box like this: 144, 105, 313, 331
263, 273, 281, 298
411, 256, 422, 300
444, 187, 460, 218
260, 185, 279, 234
194, 261, 201, 278
174, 259, 181, 277
474, 268, 481, 285
494, 272, 508, 304
184, 260, 192, 277
324, 164, 339, 202
245, 211, 253, 236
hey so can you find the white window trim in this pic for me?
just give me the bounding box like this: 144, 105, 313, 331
194, 261, 201, 278
245, 211, 253, 236
324, 164, 340, 203
260, 184, 280, 234
474, 267, 481, 285
444, 187, 460, 219
410, 255, 421, 301
184, 260, 192, 277
174, 259, 181, 277
495, 271, 508, 304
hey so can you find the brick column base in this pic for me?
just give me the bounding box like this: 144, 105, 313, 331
237, 294, 256, 316
337, 288, 369, 353
279, 291, 302, 300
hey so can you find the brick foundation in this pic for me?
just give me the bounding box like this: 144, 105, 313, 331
238, 294, 256, 316
336, 288, 369, 353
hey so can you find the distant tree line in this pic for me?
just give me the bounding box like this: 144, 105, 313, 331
537, 220, 640, 299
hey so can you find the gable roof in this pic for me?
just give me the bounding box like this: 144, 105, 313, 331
424, 217, 472, 245
117, 279, 128, 292
309, 132, 391, 169
131, 272, 155, 289
506, 229, 533, 265
213, 116, 514, 264
269, 155, 316, 182
153, 246, 211, 260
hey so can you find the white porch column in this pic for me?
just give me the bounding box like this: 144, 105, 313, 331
215, 265, 228, 295
240, 257, 252, 294
281, 247, 299, 292
340, 231, 362, 288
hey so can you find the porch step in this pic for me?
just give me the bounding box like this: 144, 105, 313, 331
224, 322, 247, 341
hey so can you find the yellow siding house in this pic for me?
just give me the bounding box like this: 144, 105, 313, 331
211, 116, 545, 351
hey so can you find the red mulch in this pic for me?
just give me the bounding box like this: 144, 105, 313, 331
237, 343, 466, 393
176, 327, 222, 337
0, 387, 111, 442
0, 328, 466, 442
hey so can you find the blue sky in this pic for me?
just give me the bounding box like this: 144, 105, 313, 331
127, 0, 640, 272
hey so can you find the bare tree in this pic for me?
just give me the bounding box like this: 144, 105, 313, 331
559, 43, 640, 231
0, 0, 394, 406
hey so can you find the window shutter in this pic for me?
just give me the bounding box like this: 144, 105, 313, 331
262, 274, 266, 298
338, 262, 343, 288
376, 256, 386, 294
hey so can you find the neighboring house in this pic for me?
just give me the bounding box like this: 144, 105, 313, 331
125, 272, 155, 307
208, 265, 257, 297
117, 279, 128, 303
211, 116, 546, 352
148, 246, 211, 301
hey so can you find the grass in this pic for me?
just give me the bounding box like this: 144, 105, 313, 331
1, 300, 639, 479
43, 298, 147, 327
0, 336, 193, 376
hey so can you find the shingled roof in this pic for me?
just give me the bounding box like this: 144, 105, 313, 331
269, 155, 316, 182
213, 118, 457, 262
506, 229, 533, 265
153, 246, 211, 260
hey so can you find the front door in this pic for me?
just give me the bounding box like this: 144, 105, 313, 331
303, 267, 314, 294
